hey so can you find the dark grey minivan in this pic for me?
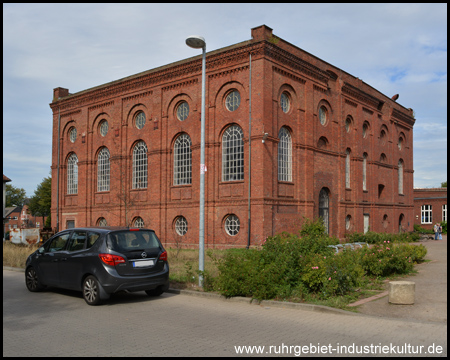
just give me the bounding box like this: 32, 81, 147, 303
25, 227, 169, 305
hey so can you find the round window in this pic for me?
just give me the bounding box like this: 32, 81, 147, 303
280, 93, 290, 113
175, 216, 188, 236
225, 214, 240, 236
319, 106, 327, 126
225, 90, 241, 112
135, 112, 146, 130
176, 101, 189, 121
69, 127, 77, 143
99, 120, 108, 137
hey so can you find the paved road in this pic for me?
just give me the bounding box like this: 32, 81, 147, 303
3, 269, 447, 357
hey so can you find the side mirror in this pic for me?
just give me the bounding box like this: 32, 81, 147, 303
38, 247, 45, 254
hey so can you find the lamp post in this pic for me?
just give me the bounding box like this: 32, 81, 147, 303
186, 35, 206, 287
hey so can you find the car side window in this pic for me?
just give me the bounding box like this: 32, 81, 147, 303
48, 233, 70, 252
68, 231, 87, 251
86, 232, 100, 249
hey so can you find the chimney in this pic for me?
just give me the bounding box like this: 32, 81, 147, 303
251, 25, 273, 42
53, 87, 70, 101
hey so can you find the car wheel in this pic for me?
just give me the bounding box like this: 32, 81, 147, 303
25, 267, 45, 292
145, 286, 164, 297
83, 276, 105, 305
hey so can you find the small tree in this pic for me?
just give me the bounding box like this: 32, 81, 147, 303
441, 181, 447, 188
28, 176, 52, 227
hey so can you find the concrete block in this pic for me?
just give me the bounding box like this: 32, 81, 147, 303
389, 281, 415, 304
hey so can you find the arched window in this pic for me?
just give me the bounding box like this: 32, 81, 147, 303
362, 153, 368, 191
97, 147, 110, 192
398, 159, 404, 194
133, 217, 144, 228
319, 188, 330, 234
278, 127, 292, 182
132, 141, 148, 189
174, 134, 192, 185
345, 149, 351, 189
222, 125, 244, 181
97, 217, 107, 227
67, 153, 78, 194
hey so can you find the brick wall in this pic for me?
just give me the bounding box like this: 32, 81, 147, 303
50, 25, 416, 247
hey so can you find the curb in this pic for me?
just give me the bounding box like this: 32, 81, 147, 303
166, 288, 359, 316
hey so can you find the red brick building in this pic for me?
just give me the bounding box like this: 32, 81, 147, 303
50, 25, 415, 248
413, 188, 447, 230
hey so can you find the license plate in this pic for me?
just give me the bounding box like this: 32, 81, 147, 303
132, 259, 155, 268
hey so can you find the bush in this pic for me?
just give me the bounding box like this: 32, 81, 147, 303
345, 231, 420, 244
357, 242, 427, 277
212, 218, 427, 302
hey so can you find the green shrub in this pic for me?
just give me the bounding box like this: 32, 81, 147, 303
345, 231, 420, 244
212, 218, 427, 302
357, 242, 427, 277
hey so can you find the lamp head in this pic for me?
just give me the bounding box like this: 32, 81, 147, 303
186, 35, 206, 49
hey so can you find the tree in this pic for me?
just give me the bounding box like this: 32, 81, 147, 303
5, 184, 27, 207
28, 176, 52, 228
441, 181, 447, 188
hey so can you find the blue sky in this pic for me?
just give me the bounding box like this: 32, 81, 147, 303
3, 3, 447, 196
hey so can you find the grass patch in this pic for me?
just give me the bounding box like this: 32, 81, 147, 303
3, 241, 39, 268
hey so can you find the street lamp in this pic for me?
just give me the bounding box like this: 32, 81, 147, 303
186, 35, 206, 287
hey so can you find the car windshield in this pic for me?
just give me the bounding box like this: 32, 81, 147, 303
107, 230, 161, 252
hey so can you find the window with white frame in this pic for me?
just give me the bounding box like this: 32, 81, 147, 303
225, 214, 240, 236
398, 159, 404, 194
174, 134, 192, 185
97, 217, 107, 227
362, 153, 368, 191
421, 205, 432, 224
176, 101, 189, 121
222, 125, 244, 181
225, 90, 241, 112
135, 111, 146, 130
134, 217, 144, 228
345, 149, 351, 189
443, 204, 447, 222
278, 127, 292, 182
67, 153, 78, 194
319, 106, 328, 126
280, 92, 290, 113
175, 216, 188, 236
97, 147, 110, 192
132, 141, 148, 189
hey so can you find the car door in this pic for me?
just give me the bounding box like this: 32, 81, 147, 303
37, 231, 71, 286
58, 230, 89, 290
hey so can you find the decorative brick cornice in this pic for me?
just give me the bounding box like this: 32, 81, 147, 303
362, 107, 374, 115
88, 100, 114, 112
122, 90, 153, 102
391, 108, 415, 127
342, 82, 384, 110
162, 80, 197, 92
264, 42, 330, 84
313, 84, 328, 93
60, 109, 81, 118
344, 99, 358, 108
209, 65, 249, 80
273, 66, 306, 84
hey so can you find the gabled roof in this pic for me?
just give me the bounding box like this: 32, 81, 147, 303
3, 174, 12, 182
